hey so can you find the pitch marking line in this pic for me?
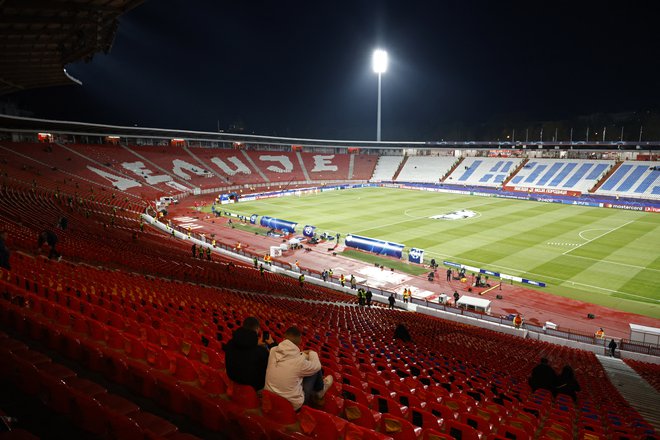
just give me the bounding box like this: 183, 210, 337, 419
578, 228, 611, 241
422, 249, 659, 303
563, 220, 635, 255
564, 254, 660, 272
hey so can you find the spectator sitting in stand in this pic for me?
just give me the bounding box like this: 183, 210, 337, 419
394, 323, 412, 342
37, 230, 60, 260
224, 317, 276, 391
264, 326, 333, 410
0, 230, 10, 270
528, 358, 557, 393
554, 365, 580, 402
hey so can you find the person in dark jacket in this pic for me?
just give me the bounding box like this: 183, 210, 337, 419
37, 230, 60, 260
554, 365, 580, 402
608, 339, 617, 357
528, 358, 557, 393
0, 231, 10, 270
394, 324, 412, 343
365, 289, 373, 307
388, 293, 396, 309
224, 316, 275, 391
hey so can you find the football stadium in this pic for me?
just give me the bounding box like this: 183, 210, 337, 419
0, 1, 659, 440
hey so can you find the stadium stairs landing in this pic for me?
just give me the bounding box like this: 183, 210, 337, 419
589, 160, 622, 193
501, 158, 529, 187
597, 355, 660, 431
441, 157, 464, 182
391, 155, 409, 180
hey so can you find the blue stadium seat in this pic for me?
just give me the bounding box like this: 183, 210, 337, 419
459, 161, 483, 181
548, 163, 577, 187
616, 165, 649, 192
585, 163, 608, 179
536, 163, 564, 186
524, 165, 547, 183
563, 163, 592, 188
634, 170, 659, 193
501, 161, 514, 173
601, 164, 633, 190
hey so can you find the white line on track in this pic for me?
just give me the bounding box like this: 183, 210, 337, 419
563, 220, 635, 255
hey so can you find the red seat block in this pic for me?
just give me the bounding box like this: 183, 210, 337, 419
298, 405, 347, 440
379, 413, 423, 440
262, 389, 298, 425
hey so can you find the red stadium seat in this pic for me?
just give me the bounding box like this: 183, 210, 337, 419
262, 389, 298, 425
379, 413, 423, 440
344, 400, 383, 430
298, 405, 347, 440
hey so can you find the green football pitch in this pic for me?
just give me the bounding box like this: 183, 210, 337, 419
212, 187, 660, 319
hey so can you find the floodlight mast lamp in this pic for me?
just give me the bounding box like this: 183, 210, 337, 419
372, 49, 388, 142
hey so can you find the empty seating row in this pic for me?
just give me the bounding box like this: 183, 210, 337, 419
445, 158, 523, 187
596, 161, 660, 199
508, 159, 614, 193
395, 157, 457, 183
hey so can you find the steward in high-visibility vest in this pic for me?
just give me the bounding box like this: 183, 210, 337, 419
513, 314, 523, 329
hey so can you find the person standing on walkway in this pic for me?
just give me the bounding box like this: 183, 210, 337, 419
608, 339, 617, 357
388, 293, 396, 309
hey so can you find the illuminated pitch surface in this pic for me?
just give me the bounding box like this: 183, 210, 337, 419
210, 187, 660, 319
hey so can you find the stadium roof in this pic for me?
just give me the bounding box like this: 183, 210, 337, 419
0, 0, 144, 95
1, 114, 659, 150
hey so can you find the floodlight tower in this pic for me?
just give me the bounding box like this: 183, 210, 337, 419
372, 49, 388, 142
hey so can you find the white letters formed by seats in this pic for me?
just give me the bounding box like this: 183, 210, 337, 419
165, 181, 190, 191
311, 155, 338, 172
260, 155, 293, 173
121, 161, 172, 184
87, 165, 142, 191
171, 159, 209, 180
210, 156, 252, 176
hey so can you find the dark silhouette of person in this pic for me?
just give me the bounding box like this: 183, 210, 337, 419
608, 339, 617, 357
191, 243, 197, 258
554, 365, 580, 402
365, 289, 373, 307
224, 316, 275, 391
388, 293, 396, 309
0, 231, 10, 270
528, 358, 557, 393
446, 268, 452, 282
37, 230, 60, 260
394, 324, 412, 342
453, 290, 460, 304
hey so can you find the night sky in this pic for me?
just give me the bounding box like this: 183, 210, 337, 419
7, 0, 660, 140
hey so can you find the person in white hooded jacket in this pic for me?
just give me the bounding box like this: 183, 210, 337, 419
264, 326, 333, 410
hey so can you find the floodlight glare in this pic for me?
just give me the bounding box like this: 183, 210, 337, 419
372, 49, 388, 74
372, 49, 388, 141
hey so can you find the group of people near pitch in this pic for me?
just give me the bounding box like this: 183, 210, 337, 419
223, 317, 333, 411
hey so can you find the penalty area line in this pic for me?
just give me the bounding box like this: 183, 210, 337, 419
563, 220, 635, 255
